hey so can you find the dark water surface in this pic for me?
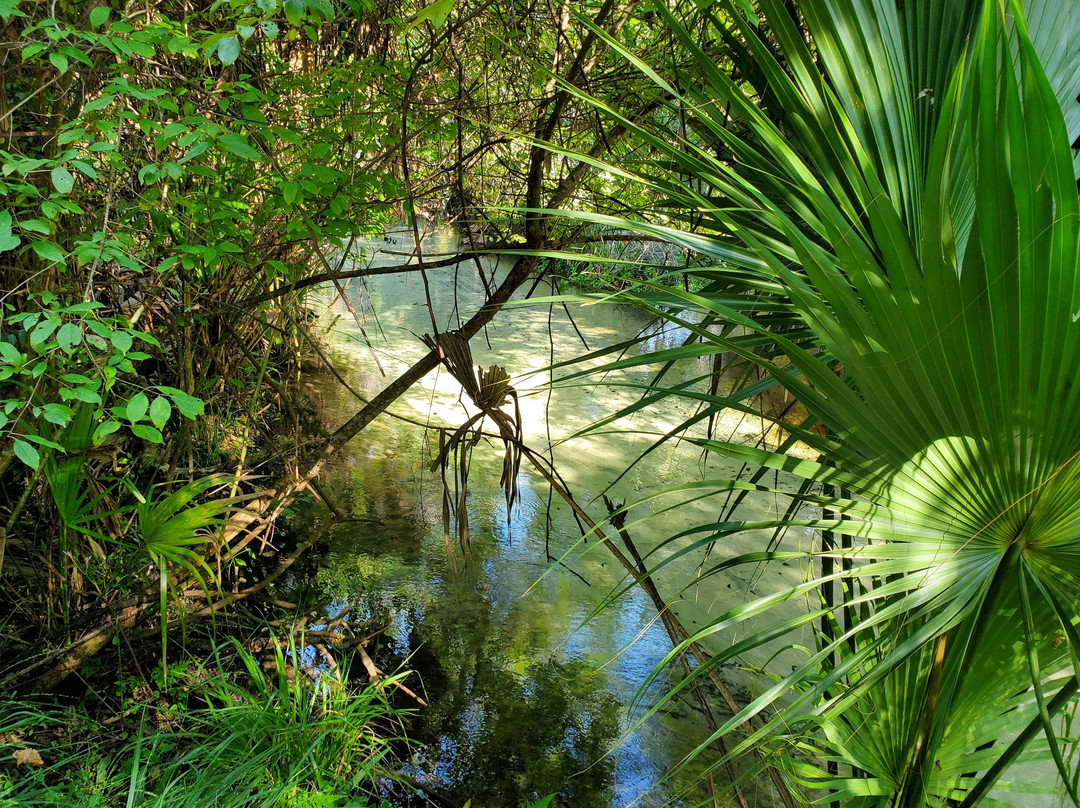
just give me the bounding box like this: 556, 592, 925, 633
294, 228, 805, 807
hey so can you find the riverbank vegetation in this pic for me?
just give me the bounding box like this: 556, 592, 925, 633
564, 2, 1080, 806
2, 0, 1079, 805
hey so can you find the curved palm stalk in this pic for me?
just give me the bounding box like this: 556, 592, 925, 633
561, 0, 1080, 804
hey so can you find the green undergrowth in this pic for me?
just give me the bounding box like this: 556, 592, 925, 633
0, 638, 407, 808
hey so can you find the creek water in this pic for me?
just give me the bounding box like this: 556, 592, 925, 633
293, 227, 812, 807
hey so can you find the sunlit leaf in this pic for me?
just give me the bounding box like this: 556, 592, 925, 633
157, 386, 204, 419
50, 166, 74, 194
217, 35, 240, 66
149, 396, 172, 430
218, 133, 262, 161
126, 392, 149, 424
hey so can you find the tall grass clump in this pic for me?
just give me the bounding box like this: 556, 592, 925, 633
1, 639, 408, 808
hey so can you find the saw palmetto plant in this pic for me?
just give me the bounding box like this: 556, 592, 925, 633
562, 0, 1080, 804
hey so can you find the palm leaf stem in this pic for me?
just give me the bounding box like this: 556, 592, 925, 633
895, 632, 949, 808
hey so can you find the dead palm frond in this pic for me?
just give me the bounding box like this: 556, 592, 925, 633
423, 330, 523, 554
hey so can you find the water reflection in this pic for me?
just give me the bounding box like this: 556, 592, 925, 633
393, 602, 623, 807
303, 431, 699, 807
295, 227, 799, 807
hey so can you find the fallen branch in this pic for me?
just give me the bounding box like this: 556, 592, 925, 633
357, 642, 428, 707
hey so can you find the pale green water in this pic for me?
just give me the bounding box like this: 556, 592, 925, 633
295, 227, 815, 807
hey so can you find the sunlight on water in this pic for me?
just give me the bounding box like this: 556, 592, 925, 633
297, 227, 811, 807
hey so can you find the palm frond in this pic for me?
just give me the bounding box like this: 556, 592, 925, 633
560, 0, 1080, 804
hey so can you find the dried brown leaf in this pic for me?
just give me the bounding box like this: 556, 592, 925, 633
13, 748, 44, 767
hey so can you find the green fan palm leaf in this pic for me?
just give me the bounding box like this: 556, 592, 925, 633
131, 474, 241, 679
559, 0, 1080, 804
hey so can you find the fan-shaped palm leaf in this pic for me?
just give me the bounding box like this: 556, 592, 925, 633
560, 0, 1080, 804
132, 475, 240, 678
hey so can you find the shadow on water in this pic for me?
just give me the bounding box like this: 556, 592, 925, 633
372, 593, 623, 807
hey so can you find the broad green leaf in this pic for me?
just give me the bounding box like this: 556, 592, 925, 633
59, 301, 103, 314
307, 0, 333, 19
181, 140, 210, 163
19, 219, 50, 234
0, 341, 20, 363
82, 95, 114, 113
217, 35, 240, 66
84, 321, 111, 340
42, 403, 73, 427
20, 42, 46, 60
149, 396, 172, 430
60, 46, 90, 68
29, 317, 59, 347
110, 330, 133, 353
218, 133, 262, 161
61, 387, 101, 405
31, 241, 64, 264
71, 160, 98, 180
89, 6, 109, 27
48, 52, 68, 73
404, 0, 455, 32
157, 386, 204, 419
92, 419, 121, 445
284, 0, 304, 25
20, 434, 64, 450
0, 211, 21, 253
125, 392, 149, 424
13, 440, 39, 470
131, 424, 163, 443
0, 0, 24, 22
56, 322, 81, 352
49, 165, 73, 193
128, 39, 154, 58
271, 125, 304, 145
